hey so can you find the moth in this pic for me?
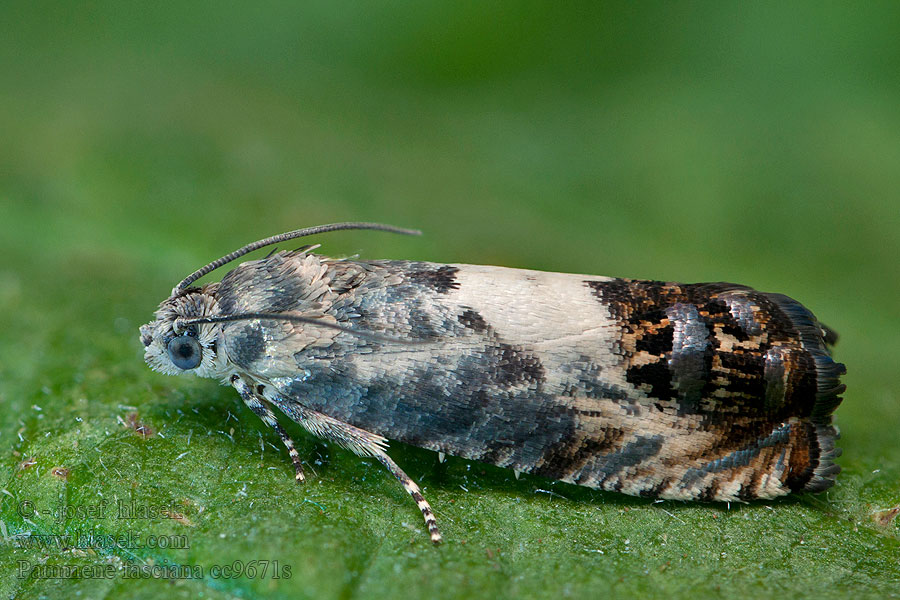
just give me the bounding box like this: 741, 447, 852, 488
140, 222, 846, 543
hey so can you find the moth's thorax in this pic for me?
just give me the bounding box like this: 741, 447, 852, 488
212, 252, 346, 377
215, 252, 334, 315
139, 283, 230, 379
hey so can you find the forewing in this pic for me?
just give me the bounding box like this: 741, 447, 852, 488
222, 257, 844, 501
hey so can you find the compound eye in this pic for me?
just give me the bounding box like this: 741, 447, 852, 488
166, 335, 202, 370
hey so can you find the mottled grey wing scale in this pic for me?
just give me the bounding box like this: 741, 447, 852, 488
217, 252, 844, 502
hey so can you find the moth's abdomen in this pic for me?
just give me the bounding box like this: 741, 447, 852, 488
581, 279, 845, 499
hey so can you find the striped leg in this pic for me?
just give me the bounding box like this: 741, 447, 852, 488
231, 375, 305, 483
372, 450, 442, 544
271, 400, 443, 544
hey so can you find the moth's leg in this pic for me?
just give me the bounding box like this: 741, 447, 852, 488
275, 401, 442, 544
372, 448, 443, 545
231, 375, 305, 483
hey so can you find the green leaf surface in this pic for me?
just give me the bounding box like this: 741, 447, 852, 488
1, 3, 899, 598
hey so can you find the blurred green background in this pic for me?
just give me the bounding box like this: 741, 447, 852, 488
1, 2, 898, 599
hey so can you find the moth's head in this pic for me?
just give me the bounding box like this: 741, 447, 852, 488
140, 223, 421, 380
139, 285, 226, 379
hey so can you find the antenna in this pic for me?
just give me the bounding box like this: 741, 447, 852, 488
173, 222, 421, 294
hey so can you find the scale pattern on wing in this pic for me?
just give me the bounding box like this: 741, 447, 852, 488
218, 255, 844, 502
552, 279, 845, 499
